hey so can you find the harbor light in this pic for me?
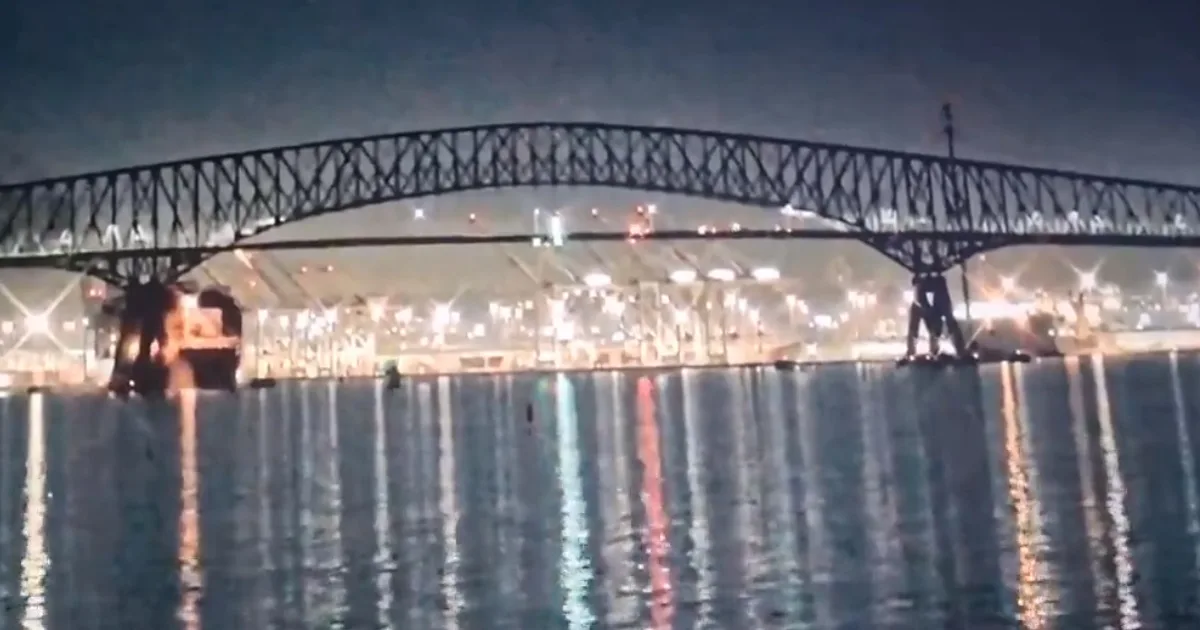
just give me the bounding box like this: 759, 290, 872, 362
583, 272, 612, 288
24, 313, 49, 335
669, 269, 698, 284
1154, 270, 1169, 288
1077, 269, 1098, 292
548, 214, 566, 247
751, 266, 781, 282
706, 268, 736, 282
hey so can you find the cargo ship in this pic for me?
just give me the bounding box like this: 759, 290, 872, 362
98, 281, 242, 397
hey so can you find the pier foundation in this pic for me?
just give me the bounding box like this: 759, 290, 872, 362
107, 281, 174, 397
904, 274, 968, 357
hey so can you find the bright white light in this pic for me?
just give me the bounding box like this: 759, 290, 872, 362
179, 294, 199, 310
1154, 270, 1169, 288
999, 276, 1016, 293
549, 215, 566, 247
669, 269, 698, 284
1078, 270, 1097, 291
413, 207, 425, 220
256, 309, 269, 323
583, 272, 612, 288
432, 303, 452, 330
706, 268, 736, 282
24, 313, 49, 335
750, 266, 780, 282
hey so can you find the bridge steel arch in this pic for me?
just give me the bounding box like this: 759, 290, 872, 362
1, 122, 1199, 284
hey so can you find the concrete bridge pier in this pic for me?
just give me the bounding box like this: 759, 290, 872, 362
107, 280, 175, 397
903, 273, 967, 358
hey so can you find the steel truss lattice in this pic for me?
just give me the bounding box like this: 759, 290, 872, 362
1, 122, 1199, 284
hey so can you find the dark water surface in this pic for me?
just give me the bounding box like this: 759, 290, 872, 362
3, 355, 1200, 629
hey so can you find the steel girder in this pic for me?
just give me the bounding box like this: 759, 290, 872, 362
1, 122, 1199, 283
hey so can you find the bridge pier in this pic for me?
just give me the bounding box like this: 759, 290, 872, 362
107, 281, 173, 397
105, 281, 242, 397
903, 273, 968, 358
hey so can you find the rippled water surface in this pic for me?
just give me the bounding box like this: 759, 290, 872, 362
4, 355, 1200, 628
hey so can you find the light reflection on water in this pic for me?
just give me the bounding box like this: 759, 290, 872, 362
20, 393, 48, 630
3, 355, 1200, 628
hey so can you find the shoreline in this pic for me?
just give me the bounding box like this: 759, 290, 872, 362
10, 346, 1200, 397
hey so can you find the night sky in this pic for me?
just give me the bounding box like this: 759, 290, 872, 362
2, 0, 1199, 299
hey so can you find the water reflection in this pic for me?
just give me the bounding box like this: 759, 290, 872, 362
436, 376, 463, 629
999, 363, 1049, 628
1169, 353, 1200, 590
4, 357, 1200, 627
176, 391, 201, 630
634, 377, 672, 629
1092, 357, 1142, 629
20, 393, 49, 629
555, 374, 595, 628
680, 370, 715, 627
370, 382, 393, 630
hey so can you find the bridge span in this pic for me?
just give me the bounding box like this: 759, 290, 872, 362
3, 121, 1198, 391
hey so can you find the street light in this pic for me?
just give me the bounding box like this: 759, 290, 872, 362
1078, 270, 1097, 292
1154, 270, 1170, 306
583, 272, 612, 288
24, 313, 49, 335
750, 266, 780, 282
1154, 270, 1169, 288
706, 268, 736, 282
999, 276, 1016, 293
668, 269, 698, 285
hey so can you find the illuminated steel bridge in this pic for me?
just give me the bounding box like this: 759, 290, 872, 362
4, 121, 1200, 374
1, 122, 1198, 286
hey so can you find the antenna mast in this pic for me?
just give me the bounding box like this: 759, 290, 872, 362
942, 102, 973, 326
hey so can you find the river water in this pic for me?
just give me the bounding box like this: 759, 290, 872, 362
1, 355, 1200, 629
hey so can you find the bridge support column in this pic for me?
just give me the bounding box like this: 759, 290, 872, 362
107, 281, 174, 397
904, 273, 967, 358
